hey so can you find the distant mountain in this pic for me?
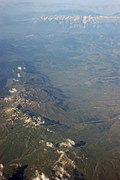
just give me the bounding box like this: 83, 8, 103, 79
31, 15, 120, 34
52, 9, 102, 16
113, 12, 120, 16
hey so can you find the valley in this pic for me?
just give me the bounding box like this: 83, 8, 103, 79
0, 2, 120, 179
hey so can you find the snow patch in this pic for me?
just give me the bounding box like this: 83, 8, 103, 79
13, 78, 19, 82
18, 66, 22, 70
32, 170, 49, 180
46, 142, 54, 148
60, 138, 75, 148
17, 73, 21, 78
9, 88, 17, 94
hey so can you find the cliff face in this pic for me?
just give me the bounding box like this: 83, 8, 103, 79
0, 164, 5, 180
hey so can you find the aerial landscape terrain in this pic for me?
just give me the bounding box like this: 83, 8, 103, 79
0, 0, 120, 179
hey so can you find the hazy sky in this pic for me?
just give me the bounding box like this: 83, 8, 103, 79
0, 0, 120, 16
0, 0, 120, 7
32, 0, 120, 5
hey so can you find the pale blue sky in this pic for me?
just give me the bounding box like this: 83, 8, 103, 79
0, 0, 120, 16
1, 0, 120, 6
34, 0, 120, 5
